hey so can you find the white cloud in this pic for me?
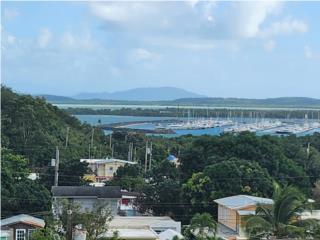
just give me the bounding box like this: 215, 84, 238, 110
61, 32, 75, 47
264, 40, 276, 52
128, 48, 154, 62
260, 17, 308, 37
304, 45, 313, 59
89, 2, 163, 26
228, 1, 283, 38
89, 1, 216, 33
37, 28, 52, 48
7, 34, 16, 45
60, 31, 95, 50
4, 9, 20, 20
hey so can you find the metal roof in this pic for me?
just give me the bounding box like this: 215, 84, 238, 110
214, 195, 273, 210
1, 214, 45, 228
103, 228, 159, 239
52, 186, 121, 198
237, 210, 256, 216
159, 229, 184, 240
167, 155, 177, 161
80, 158, 137, 165
110, 216, 178, 228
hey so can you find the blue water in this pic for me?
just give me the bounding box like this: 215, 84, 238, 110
75, 115, 175, 126
75, 115, 320, 137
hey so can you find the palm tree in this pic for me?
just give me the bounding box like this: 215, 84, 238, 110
188, 213, 218, 240
245, 183, 319, 239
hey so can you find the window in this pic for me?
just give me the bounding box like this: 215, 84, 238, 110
16, 229, 26, 240
28, 229, 36, 240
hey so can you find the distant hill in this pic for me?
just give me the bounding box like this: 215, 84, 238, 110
37, 94, 75, 102
39, 93, 320, 109
171, 97, 320, 108
73, 87, 206, 101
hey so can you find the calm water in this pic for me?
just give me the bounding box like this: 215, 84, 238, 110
57, 103, 320, 111
75, 115, 320, 137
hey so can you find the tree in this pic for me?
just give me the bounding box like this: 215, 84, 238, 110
30, 225, 60, 240
187, 213, 218, 240
1, 149, 51, 217
312, 180, 320, 208
54, 199, 114, 240
245, 183, 319, 239
80, 202, 113, 240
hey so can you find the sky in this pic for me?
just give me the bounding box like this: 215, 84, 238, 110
1, 1, 320, 98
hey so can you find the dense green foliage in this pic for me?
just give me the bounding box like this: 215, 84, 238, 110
1, 87, 111, 217
245, 184, 320, 239
1, 149, 51, 217
110, 131, 320, 223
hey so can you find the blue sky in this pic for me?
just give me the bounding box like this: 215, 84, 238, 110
1, 1, 320, 98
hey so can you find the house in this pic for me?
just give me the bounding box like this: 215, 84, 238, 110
158, 229, 184, 240
80, 158, 137, 182
0, 214, 45, 240
167, 155, 179, 166
102, 228, 159, 240
299, 210, 320, 220
109, 216, 182, 234
214, 195, 273, 240
52, 186, 121, 215
74, 216, 182, 240
118, 191, 140, 216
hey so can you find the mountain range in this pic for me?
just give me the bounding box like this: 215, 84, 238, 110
72, 87, 206, 101
37, 87, 320, 108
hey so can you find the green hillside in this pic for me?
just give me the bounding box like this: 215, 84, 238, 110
1, 87, 110, 217
42, 95, 320, 109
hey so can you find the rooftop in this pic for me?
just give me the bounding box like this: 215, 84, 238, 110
1, 214, 45, 228
52, 186, 121, 199
159, 229, 184, 240
110, 216, 178, 228
214, 195, 273, 210
80, 158, 137, 165
103, 228, 158, 240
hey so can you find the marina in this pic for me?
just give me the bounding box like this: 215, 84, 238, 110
76, 114, 320, 137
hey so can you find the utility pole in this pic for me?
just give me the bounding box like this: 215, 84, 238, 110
149, 141, 153, 171
54, 146, 60, 186
111, 144, 114, 158
134, 146, 137, 162
65, 126, 70, 148
109, 134, 112, 149
88, 128, 95, 159
128, 143, 131, 162
129, 143, 133, 162
66, 209, 73, 240
145, 141, 148, 173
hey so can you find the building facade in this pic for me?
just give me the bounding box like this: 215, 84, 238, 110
52, 186, 122, 215
0, 214, 45, 240
214, 195, 273, 240
80, 158, 137, 182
